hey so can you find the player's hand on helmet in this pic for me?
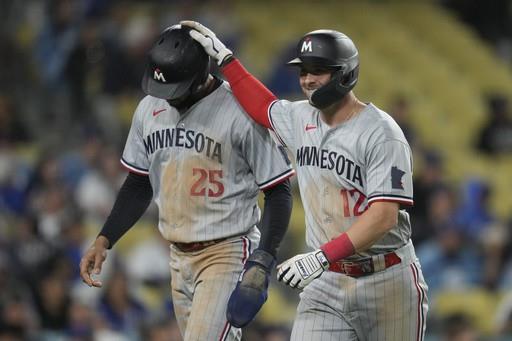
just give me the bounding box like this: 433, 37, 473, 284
180, 20, 233, 66
277, 249, 330, 289
227, 249, 275, 327
79, 236, 109, 288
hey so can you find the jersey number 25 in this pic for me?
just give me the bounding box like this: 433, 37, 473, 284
190, 168, 224, 197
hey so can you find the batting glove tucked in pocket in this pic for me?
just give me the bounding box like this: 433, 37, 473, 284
227, 249, 275, 328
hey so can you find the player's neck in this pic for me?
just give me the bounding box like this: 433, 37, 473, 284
320, 93, 365, 126
171, 76, 218, 113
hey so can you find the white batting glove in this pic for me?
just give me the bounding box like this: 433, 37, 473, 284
180, 20, 233, 66
277, 250, 330, 289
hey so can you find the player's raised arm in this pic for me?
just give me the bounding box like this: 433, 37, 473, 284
181, 20, 276, 129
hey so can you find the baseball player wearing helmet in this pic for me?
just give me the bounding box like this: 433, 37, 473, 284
79, 24, 295, 341
183, 20, 429, 340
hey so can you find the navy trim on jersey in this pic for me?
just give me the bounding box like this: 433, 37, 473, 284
120, 158, 149, 175
258, 168, 295, 190
268, 101, 288, 147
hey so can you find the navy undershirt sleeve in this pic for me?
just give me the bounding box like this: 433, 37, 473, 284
98, 172, 153, 248
258, 179, 293, 257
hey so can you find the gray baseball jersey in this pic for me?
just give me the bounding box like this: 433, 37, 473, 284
269, 101, 413, 259
268, 100, 428, 341
121, 81, 294, 243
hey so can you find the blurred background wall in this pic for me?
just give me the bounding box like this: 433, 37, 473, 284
2, 0, 512, 340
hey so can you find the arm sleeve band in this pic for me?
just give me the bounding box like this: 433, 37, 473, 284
222, 58, 277, 129
320, 233, 356, 263
98, 172, 153, 248
257, 178, 292, 257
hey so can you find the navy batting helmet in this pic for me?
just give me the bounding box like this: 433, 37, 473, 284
142, 25, 210, 100
288, 30, 359, 109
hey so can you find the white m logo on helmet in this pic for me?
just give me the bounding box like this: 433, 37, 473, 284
153, 69, 167, 82
301, 40, 312, 53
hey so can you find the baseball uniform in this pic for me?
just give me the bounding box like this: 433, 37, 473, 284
268, 100, 428, 341
121, 80, 294, 340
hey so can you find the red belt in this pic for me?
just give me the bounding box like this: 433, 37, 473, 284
173, 237, 228, 252
329, 252, 402, 277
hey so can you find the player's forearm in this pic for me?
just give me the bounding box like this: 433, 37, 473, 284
98, 172, 153, 248
346, 202, 398, 250
222, 58, 276, 129
258, 179, 292, 257
321, 202, 399, 263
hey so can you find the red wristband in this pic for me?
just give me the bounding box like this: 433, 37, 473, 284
320, 233, 355, 263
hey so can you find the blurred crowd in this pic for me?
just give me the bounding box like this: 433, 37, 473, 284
2, 1, 512, 340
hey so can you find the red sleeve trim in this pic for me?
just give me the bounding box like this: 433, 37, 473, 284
120, 159, 149, 176
259, 169, 295, 191
222, 59, 276, 129
368, 198, 414, 206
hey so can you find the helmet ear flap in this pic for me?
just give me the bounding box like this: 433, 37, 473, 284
310, 65, 359, 109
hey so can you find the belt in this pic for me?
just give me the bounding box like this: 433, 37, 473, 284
329, 251, 402, 278
173, 237, 228, 252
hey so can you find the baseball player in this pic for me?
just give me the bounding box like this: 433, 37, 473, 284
184, 21, 429, 340
79, 25, 295, 341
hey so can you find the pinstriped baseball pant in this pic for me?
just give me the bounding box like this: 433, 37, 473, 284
291, 244, 428, 341
169, 227, 259, 341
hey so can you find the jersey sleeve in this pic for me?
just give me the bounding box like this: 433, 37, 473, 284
120, 102, 150, 175
267, 100, 297, 149
366, 140, 413, 206
242, 119, 295, 190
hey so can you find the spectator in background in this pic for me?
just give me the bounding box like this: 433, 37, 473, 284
0, 148, 31, 216
33, 0, 83, 135
0, 94, 30, 146
8, 216, 56, 288
74, 146, 124, 223
25, 153, 78, 244
0, 32, 31, 101
142, 316, 182, 341
416, 186, 482, 294
98, 270, 147, 338
0, 251, 36, 339
66, 300, 96, 340
476, 94, 512, 154
410, 149, 446, 246
388, 95, 417, 149
454, 178, 494, 241
33, 272, 72, 334
266, 43, 302, 97
441, 313, 479, 341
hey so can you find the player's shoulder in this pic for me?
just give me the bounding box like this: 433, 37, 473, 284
360, 103, 408, 143
134, 95, 167, 118
220, 81, 262, 128
216, 81, 247, 113
272, 99, 312, 113
269, 99, 316, 125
